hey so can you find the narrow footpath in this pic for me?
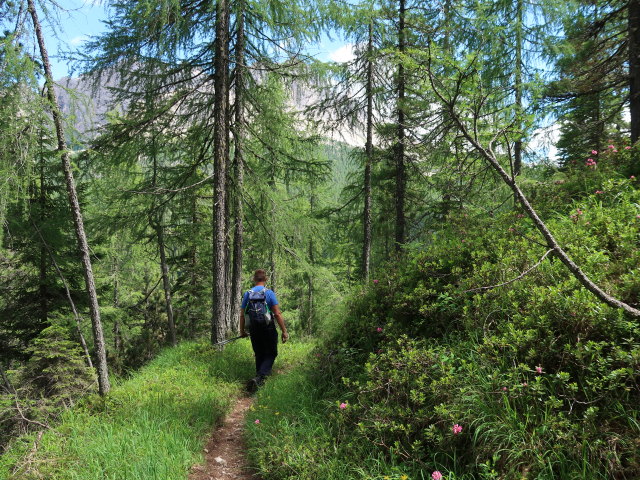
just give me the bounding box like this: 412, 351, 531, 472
189, 395, 262, 480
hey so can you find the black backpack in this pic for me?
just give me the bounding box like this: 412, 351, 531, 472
244, 287, 273, 327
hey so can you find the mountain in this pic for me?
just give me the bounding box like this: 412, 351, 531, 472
53, 74, 365, 147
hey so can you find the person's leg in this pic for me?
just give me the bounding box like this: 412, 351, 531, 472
249, 330, 263, 376
256, 327, 278, 378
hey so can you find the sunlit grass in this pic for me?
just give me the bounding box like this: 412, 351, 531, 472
0, 340, 255, 480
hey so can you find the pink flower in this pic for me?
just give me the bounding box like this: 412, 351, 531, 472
254, 419, 260, 424
373, 279, 379, 284
576, 209, 583, 215
626, 146, 632, 150
339, 402, 347, 410
452, 424, 463, 435
631, 176, 636, 180
432, 472, 443, 480
376, 327, 383, 333
535, 366, 543, 374
502, 386, 508, 391
636, 215, 640, 219
522, 382, 528, 387
608, 144, 615, 149
613, 149, 618, 153
591, 150, 598, 155
595, 190, 603, 194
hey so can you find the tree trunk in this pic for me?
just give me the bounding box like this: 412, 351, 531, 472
189, 194, 199, 337
231, 0, 246, 334
362, 20, 374, 281
212, 0, 230, 345
395, 0, 407, 251
112, 255, 123, 356
268, 170, 277, 292
27, 0, 110, 395
156, 223, 177, 346
513, 0, 523, 176
630, 0, 640, 146
151, 136, 176, 347
38, 155, 47, 325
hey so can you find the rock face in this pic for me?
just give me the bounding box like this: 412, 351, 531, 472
53, 75, 118, 139
53, 73, 365, 146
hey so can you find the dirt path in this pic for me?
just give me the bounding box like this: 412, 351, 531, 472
189, 395, 262, 480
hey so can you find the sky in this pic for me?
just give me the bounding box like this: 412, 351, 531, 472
43, 0, 352, 79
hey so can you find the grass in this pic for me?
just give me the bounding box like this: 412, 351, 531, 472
244, 341, 423, 480
0, 340, 255, 480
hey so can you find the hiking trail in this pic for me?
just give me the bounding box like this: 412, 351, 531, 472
188, 395, 262, 480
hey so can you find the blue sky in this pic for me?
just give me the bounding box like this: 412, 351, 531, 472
45, 0, 350, 79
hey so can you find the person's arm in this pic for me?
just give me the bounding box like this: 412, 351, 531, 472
271, 304, 288, 343
240, 292, 248, 337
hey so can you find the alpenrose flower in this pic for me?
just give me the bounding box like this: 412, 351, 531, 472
339, 402, 347, 410
432, 471, 443, 480
452, 424, 463, 435
535, 366, 543, 374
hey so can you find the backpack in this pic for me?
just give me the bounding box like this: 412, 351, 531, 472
244, 287, 273, 327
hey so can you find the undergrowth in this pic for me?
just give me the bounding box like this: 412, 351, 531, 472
246, 168, 640, 479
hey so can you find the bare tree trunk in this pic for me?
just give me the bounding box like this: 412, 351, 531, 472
362, 20, 374, 281
230, 0, 246, 334
395, 0, 407, 251
27, 0, 110, 395
212, 0, 230, 345
428, 69, 640, 317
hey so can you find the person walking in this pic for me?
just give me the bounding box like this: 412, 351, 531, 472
240, 269, 288, 392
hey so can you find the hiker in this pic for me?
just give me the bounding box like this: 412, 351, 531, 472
240, 269, 288, 391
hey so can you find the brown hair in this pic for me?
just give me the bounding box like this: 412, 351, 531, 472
253, 269, 268, 283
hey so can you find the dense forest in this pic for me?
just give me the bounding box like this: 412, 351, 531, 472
1, 0, 639, 478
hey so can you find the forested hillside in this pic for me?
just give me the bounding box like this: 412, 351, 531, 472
1, 0, 639, 479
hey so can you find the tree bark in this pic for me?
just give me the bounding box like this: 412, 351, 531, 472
630, 0, 640, 145
395, 0, 407, 251
212, 0, 231, 345
231, 0, 246, 334
362, 20, 374, 281
27, 0, 110, 395
428, 69, 640, 317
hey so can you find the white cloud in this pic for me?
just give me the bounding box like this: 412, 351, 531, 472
328, 44, 355, 63
70, 35, 89, 46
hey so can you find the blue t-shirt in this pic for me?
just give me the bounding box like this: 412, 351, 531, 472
241, 286, 278, 310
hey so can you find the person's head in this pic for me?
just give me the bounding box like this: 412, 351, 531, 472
253, 269, 268, 284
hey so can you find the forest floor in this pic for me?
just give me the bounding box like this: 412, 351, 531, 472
188, 394, 262, 480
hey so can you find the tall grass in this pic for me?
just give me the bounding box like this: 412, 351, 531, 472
0, 340, 255, 480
